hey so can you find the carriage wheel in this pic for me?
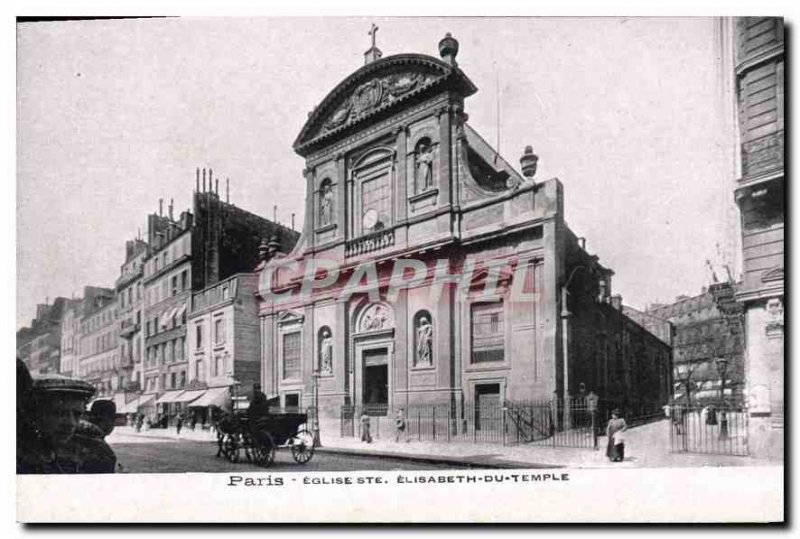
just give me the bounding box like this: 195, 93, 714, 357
291, 429, 315, 464
224, 434, 240, 463
252, 431, 275, 468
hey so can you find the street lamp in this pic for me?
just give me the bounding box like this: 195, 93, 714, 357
312, 369, 322, 448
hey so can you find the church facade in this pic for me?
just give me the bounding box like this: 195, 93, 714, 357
257, 33, 671, 420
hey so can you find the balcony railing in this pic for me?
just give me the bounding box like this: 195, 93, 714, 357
345, 229, 395, 258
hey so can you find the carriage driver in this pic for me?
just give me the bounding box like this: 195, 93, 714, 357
249, 383, 270, 420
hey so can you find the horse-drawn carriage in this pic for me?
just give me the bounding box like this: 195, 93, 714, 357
216, 409, 315, 467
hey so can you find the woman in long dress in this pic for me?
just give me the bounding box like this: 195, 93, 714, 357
605, 409, 627, 462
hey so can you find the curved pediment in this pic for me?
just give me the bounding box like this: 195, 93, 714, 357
294, 54, 477, 156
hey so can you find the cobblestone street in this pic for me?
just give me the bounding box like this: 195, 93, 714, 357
110, 439, 471, 474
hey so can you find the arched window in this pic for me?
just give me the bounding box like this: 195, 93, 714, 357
353, 148, 394, 236
318, 178, 334, 227
318, 326, 333, 375
414, 137, 434, 194
413, 310, 433, 367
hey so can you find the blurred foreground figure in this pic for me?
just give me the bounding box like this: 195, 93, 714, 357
78, 399, 117, 438
17, 372, 117, 474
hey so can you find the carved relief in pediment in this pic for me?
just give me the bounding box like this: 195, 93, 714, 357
322, 72, 437, 133
356, 303, 395, 333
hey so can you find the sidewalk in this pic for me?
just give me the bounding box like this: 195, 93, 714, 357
110, 425, 218, 444
109, 419, 780, 469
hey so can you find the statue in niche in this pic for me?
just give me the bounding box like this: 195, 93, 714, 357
416, 315, 433, 366
320, 328, 333, 374
415, 142, 434, 193
319, 182, 334, 227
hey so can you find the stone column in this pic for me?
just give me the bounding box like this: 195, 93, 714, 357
261, 314, 276, 396
394, 126, 408, 223
437, 105, 452, 207
335, 153, 346, 240
303, 167, 315, 247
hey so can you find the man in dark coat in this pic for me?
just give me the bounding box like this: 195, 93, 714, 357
17, 375, 116, 474
248, 383, 270, 419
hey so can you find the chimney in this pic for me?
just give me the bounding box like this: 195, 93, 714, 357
215, 178, 219, 196
273, 205, 277, 223
169, 199, 174, 220
196, 168, 200, 193
610, 294, 623, 311
202, 168, 206, 193
180, 211, 193, 230
159, 198, 163, 217
226, 178, 230, 204
209, 169, 214, 194
291, 213, 295, 230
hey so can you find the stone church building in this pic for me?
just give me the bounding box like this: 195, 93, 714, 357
257, 33, 671, 421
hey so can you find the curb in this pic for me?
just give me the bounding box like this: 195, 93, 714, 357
313, 446, 563, 469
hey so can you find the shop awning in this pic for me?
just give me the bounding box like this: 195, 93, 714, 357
155, 390, 186, 404
119, 394, 157, 414
138, 394, 156, 407
188, 386, 230, 408
175, 304, 187, 323
172, 389, 206, 404
119, 398, 140, 414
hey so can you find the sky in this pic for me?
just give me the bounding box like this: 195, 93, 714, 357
16, 16, 741, 329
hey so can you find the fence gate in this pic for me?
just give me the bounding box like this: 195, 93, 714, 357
669, 405, 748, 456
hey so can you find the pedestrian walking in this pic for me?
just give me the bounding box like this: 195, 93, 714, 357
605, 408, 627, 462
190, 414, 197, 431
176, 413, 184, 435
394, 408, 408, 443
135, 414, 143, 432
360, 411, 372, 444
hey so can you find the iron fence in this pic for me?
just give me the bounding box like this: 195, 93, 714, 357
668, 404, 748, 456
340, 400, 602, 448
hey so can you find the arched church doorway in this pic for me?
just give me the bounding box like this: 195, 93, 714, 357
351, 302, 395, 415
